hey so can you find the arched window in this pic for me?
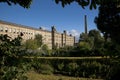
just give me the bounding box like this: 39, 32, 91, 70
20, 32, 24, 36
5, 27, 8, 32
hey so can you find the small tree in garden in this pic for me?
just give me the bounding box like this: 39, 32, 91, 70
0, 34, 29, 80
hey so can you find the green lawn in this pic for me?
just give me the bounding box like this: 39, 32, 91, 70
26, 71, 103, 80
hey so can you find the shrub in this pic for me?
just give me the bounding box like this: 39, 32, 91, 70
31, 59, 41, 73
77, 61, 108, 78
106, 59, 120, 80
0, 35, 29, 80
39, 64, 54, 75
58, 63, 64, 71
32, 59, 53, 75
1, 66, 28, 80
65, 62, 78, 76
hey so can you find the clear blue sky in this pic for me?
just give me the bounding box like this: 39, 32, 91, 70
0, 0, 98, 39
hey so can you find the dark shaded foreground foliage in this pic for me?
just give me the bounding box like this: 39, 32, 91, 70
29, 57, 120, 80
0, 0, 32, 8
95, 0, 120, 45
0, 34, 30, 80
1, 34, 120, 80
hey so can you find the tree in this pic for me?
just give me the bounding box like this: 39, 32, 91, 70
0, 34, 28, 80
55, 0, 120, 9
0, 0, 95, 9
0, 0, 32, 8
78, 29, 105, 56
79, 32, 93, 50
94, 1, 120, 79
88, 29, 104, 48
25, 39, 38, 50
1, 0, 119, 10
79, 32, 88, 42
56, 0, 120, 46
94, 0, 120, 45
88, 29, 105, 55
55, 0, 97, 9
35, 34, 43, 47
88, 29, 101, 38
24, 34, 42, 50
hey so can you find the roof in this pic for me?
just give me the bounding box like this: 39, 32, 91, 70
0, 20, 75, 37
0, 20, 51, 33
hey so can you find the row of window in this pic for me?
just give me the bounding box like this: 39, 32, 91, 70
24, 37, 33, 40
35, 33, 51, 38
0, 26, 74, 43
0, 26, 34, 35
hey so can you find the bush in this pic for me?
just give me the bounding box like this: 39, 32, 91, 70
1, 66, 28, 80
65, 62, 78, 76
57, 63, 64, 71
31, 59, 41, 73
0, 35, 29, 80
39, 64, 54, 75
77, 61, 109, 78
106, 59, 120, 80
32, 59, 53, 75
30, 58, 110, 79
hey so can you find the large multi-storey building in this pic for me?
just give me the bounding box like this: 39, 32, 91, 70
0, 20, 75, 49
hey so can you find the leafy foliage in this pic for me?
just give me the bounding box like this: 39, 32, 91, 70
23, 34, 44, 56
55, 0, 98, 9
0, 34, 29, 80
25, 39, 38, 50
31, 59, 53, 75
36, 58, 110, 79
39, 64, 54, 74
65, 62, 78, 76
55, 0, 120, 9
57, 63, 64, 71
24, 34, 42, 50
95, 0, 120, 45
74, 29, 105, 56
35, 34, 43, 47
1, 0, 119, 10
0, 0, 32, 8
106, 59, 120, 80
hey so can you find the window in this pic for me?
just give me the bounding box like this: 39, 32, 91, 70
20, 32, 24, 36
16, 29, 19, 34
9, 28, 12, 32
0, 26, 3, 32
20, 29, 22, 32
5, 27, 8, 32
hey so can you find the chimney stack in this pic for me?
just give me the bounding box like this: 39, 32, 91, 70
84, 15, 88, 34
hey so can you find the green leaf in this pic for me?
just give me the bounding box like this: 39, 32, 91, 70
90, 4, 92, 10
55, 0, 59, 4
93, 3, 96, 9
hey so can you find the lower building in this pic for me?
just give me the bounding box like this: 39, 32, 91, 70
0, 20, 75, 49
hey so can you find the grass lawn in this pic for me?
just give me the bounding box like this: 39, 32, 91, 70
26, 71, 103, 80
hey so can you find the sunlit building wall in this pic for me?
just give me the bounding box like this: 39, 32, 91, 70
0, 20, 75, 49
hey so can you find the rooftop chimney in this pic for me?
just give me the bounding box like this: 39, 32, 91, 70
84, 15, 88, 34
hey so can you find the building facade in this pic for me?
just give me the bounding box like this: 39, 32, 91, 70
0, 20, 75, 49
